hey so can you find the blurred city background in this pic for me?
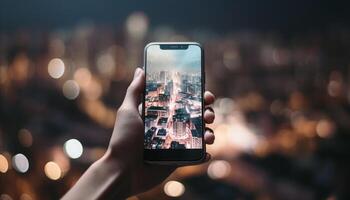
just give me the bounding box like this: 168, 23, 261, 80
1, 1, 350, 200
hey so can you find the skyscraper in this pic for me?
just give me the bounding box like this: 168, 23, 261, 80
160, 71, 166, 85
173, 108, 190, 138
173, 120, 186, 137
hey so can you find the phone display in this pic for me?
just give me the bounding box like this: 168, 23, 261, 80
143, 43, 205, 163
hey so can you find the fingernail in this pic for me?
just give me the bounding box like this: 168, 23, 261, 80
133, 68, 142, 80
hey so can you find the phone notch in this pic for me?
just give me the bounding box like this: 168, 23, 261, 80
160, 44, 189, 50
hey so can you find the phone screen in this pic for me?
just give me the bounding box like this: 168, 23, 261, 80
144, 44, 203, 150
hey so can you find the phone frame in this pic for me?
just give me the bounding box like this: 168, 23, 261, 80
143, 42, 206, 165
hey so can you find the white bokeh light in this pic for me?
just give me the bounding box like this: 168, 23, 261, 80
164, 181, 185, 197
64, 139, 83, 159
62, 80, 80, 100
48, 58, 65, 79
207, 160, 231, 179
12, 153, 29, 173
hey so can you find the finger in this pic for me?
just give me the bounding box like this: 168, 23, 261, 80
122, 68, 145, 109
204, 128, 215, 144
204, 107, 215, 124
204, 91, 215, 106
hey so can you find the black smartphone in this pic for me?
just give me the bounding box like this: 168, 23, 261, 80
143, 42, 205, 165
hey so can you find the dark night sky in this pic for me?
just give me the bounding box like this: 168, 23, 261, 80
0, 0, 349, 32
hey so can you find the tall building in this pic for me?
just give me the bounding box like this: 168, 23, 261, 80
191, 129, 202, 148
194, 83, 201, 95
173, 121, 186, 137
181, 79, 189, 93
160, 71, 166, 85
173, 108, 190, 138
165, 80, 173, 95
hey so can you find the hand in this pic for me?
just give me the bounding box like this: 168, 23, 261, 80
107, 68, 216, 197
62, 68, 216, 200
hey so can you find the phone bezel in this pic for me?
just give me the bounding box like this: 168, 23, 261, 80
143, 42, 206, 165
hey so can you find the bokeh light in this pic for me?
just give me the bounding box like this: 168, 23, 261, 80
74, 68, 92, 88
62, 80, 80, 100
64, 139, 83, 159
97, 53, 116, 77
223, 49, 241, 71
18, 129, 33, 147
48, 58, 65, 79
10, 53, 31, 83
83, 79, 103, 100
126, 12, 149, 39
20, 193, 33, 200
207, 160, 231, 179
316, 119, 335, 138
44, 161, 62, 180
0, 154, 9, 173
0, 194, 13, 200
12, 153, 29, 173
229, 121, 258, 151
163, 181, 185, 197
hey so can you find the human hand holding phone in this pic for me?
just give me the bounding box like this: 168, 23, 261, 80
62, 67, 215, 199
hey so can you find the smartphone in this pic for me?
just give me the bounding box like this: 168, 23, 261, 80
143, 42, 205, 165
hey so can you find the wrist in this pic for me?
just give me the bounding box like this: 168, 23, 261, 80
99, 148, 128, 173
91, 150, 132, 199
62, 149, 132, 200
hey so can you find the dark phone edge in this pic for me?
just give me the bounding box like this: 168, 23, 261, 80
142, 42, 206, 165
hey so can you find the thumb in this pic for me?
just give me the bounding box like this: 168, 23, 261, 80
122, 68, 145, 109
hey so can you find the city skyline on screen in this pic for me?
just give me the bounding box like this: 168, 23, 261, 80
144, 44, 203, 149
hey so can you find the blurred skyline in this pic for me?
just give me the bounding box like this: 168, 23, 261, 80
1, 0, 350, 32
1, 1, 350, 199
